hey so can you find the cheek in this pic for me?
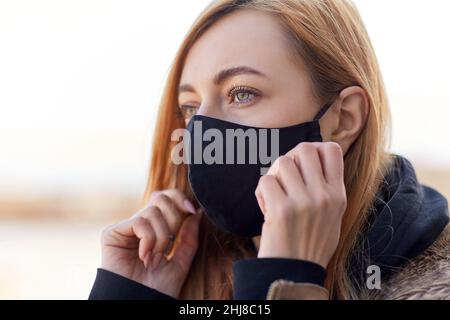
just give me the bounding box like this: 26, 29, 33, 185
256, 97, 317, 128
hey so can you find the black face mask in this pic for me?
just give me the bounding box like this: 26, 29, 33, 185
186, 103, 332, 237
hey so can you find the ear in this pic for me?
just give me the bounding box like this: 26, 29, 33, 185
321, 86, 369, 155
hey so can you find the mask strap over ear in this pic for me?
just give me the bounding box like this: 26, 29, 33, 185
313, 102, 333, 122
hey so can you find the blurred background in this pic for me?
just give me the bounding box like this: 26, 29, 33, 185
0, 0, 449, 299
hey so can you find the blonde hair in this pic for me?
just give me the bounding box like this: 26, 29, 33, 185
144, 0, 392, 299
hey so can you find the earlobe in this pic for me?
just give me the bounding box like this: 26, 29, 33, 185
330, 86, 369, 154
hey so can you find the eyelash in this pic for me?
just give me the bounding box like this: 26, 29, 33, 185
178, 86, 261, 119
227, 85, 261, 106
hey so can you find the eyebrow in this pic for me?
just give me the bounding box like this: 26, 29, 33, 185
178, 66, 268, 94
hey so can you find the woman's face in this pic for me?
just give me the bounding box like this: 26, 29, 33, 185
178, 9, 322, 129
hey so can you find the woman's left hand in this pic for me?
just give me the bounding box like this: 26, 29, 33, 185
255, 142, 347, 269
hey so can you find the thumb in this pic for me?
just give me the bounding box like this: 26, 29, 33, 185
170, 210, 202, 267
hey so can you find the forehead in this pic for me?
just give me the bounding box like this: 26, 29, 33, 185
180, 9, 299, 84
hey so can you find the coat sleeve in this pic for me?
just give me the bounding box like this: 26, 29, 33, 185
89, 258, 330, 300
88, 269, 176, 300
232, 258, 329, 300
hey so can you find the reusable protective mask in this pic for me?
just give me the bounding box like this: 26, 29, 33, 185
186, 103, 332, 237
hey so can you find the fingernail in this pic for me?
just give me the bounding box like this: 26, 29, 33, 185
184, 199, 197, 214
143, 252, 149, 269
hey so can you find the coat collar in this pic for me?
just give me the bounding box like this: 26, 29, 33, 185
351, 156, 449, 282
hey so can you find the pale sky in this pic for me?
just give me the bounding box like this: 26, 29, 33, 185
1, 0, 449, 195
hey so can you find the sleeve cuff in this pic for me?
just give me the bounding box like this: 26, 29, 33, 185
88, 268, 176, 300
232, 258, 326, 300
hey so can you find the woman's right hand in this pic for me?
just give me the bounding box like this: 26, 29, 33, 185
100, 189, 202, 299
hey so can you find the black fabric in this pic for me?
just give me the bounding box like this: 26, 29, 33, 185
89, 155, 449, 300
349, 156, 450, 287
187, 114, 324, 237
88, 268, 175, 300
232, 258, 326, 300
89, 259, 324, 300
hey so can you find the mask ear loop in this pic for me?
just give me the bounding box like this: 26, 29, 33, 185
313, 91, 343, 121
313, 102, 333, 122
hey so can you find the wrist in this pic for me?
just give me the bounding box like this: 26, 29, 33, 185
258, 249, 329, 269
143, 275, 183, 299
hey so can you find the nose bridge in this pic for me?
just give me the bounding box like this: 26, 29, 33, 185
196, 103, 213, 117
196, 97, 223, 118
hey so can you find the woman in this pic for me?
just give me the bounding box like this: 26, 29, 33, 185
89, 0, 450, 300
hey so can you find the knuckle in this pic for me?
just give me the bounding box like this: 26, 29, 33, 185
149, 190, 162, 202
261, 174, 274, 183
152, 192, 170, 205
167, 188, 184, 199
326, 142, 343, 155
158, 193, 171, 202
145, 229, 155, 243
278, 155, 292, 168
148, 206, 163, 220
298, 142, 315, 152
326, 141, 341, 149
139, 207, 153, 220
168, 188, 182, 195
135, 216, 148, 226
259, 175, 275, 187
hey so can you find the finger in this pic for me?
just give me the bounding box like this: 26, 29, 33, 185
114, 216, 156, 265
255, 175, 286, 215
312, 142, 344, 185
274, 155, 305, 195
144, 206, 172, 256
170, 210, 202, 266
290, 143, 326, 187
150, 189, 196, 214
151, 193, 184, 235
